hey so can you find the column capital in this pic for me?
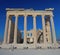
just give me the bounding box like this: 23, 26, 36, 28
15, 14, 18, 17
42, 15, 45, 17
50, 14, 54, 17
24, 14, 27, 17
33, 14, 37, 18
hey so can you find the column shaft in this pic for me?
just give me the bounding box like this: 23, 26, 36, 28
42, 15, 46, 43
47, 21, 52, 43
50, 15, 56, 43
3, 14, 9, 44
24, 15, 27, 44
46, 20, 52, 43
13, 15, 18, 44
7, 19, 11, 43
33, 15, 37, 46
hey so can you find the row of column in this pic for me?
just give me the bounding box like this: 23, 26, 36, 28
42, 15, 56, 44
3, 14, 56, 45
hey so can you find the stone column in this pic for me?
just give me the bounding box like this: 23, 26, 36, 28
24, 15, 27, 44
33, 15, 37, 47
13, 15, 18, 44
42, 15, 46, 44
7, 19, 11, 43
3, 14, 9, 44
50, 15, 56, 44
46, 20, 52, 43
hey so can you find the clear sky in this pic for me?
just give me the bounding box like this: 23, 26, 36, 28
0, 0, 60, 42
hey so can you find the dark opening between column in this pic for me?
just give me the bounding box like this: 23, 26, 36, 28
17, 15, 24, 44
27, 15, 34, 44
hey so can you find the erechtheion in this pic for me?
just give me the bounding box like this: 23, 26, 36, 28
1, 8, 59, 49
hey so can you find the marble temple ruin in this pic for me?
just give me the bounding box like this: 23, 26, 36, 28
0, 8, 59, 49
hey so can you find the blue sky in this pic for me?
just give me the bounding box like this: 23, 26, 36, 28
0, 0, 60, 42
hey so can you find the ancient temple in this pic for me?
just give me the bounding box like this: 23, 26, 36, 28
1, 8, 59, 49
